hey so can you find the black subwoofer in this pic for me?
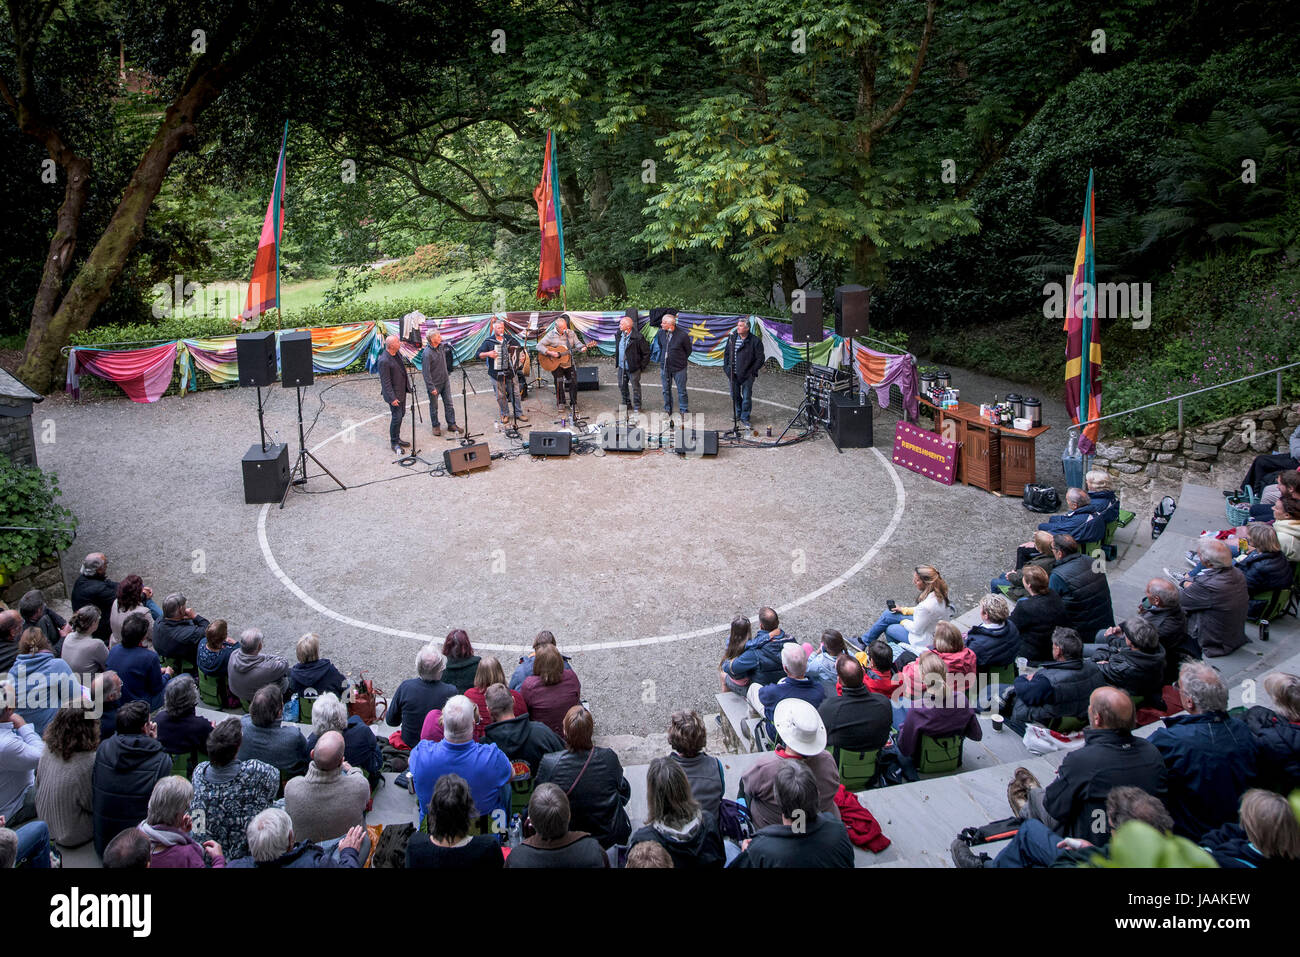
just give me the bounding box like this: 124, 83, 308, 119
242, 443, 290, 503
829, 393, 873, 450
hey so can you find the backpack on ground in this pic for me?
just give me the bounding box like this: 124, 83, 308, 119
1151, 495, 1177, 540
1022, 484, 1060, 513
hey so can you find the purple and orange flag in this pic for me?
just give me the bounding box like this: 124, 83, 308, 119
241, 121, 288, 323
1064, 169, 1101, 453
533, 130, 566, 299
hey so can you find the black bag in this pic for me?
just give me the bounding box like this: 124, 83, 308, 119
371, 822, 414, 868
870, 748, 919, 788
1022, 484, 1060, 513
718, 798, 756, 843
1151, 495, 1177, 540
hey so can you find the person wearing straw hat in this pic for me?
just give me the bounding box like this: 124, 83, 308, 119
738, 698, 840, 831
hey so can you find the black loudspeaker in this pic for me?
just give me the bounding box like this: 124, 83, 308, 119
529, 431, 572, 457
576, 367, 600, 391
792, 290, 824, 344
280, 330, 314, 388
444, 443, 491, 475
829, 393, 873, 449
601, 424, 646, 452
833, 284, 870, 337
675, 428, 719, 457
241, 443, 289, 503
236, 332, 277, 387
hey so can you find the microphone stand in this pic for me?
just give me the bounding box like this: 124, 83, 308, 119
457, 360, 482, 447
722, 334, 742, 440
394, 359, 433, 467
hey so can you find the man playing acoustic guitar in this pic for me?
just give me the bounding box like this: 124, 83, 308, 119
538, 314, 596, 411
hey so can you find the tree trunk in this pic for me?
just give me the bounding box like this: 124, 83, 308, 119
586, 268, 628, 299
559, 166, 627, 302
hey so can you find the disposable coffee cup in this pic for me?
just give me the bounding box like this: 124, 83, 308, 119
992, 714, 1005, 732
1015, 657, 1028, 672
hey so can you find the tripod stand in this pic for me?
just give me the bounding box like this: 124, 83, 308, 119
456, 362, 483, 447
774, 344, 818, 446
394, 366, 435, 467
279, 385, 345, 508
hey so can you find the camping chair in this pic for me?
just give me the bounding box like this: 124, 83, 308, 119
915, 734, 964, 774
170, 749, 199, 779
297, 694, 316, 725
833, 746, 881, 791
509, 760, 534, 817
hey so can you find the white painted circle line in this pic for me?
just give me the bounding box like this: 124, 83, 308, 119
259, 384, 905, 651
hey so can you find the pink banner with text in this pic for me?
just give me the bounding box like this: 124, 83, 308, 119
891, 421, 956, 485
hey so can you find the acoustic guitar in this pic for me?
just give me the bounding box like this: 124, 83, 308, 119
538, 340, 597, 373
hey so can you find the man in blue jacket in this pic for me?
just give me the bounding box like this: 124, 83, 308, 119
723, 607, 795, 691
1038, 488, 1106, 547
723, 317, 764, 431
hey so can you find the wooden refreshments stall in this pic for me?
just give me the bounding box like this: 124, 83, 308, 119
918, 397, 1050, 495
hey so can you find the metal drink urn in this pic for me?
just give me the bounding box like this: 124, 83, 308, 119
1023, 397, 1042, 427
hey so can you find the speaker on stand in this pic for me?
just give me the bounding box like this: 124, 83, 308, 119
277, 330, 345, 508
236, 331, 289, 503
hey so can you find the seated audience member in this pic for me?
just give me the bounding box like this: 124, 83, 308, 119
0, 679, 43, 828
305, 692, 383, 780
196, 619, 237, 679
1085, 619, 1166, 705
227, 808, 366, 869
190, 718, 279, 860
859, 639, 902, 698
92, 700, 171, 857
441, 629, 481, 693
108, 575, 160, 644
965, 595, 1020, 669
731, 760, 854, 869
411, 695, 511, 829
537, 705, 632, 849
628, 756, 724, 868
718, 616, 754, 696
805, 629, 846, 684
900, 622, 975, 697
1244, 672, 1300, 794
18, 588, 70, 653
955, 785, 1173, 869
105, 613, 171, 709
227, 628, 291, 703
153, 675, 213, 760
1239, 423, 1300, 496
1178, 539, 1249, 658
238, 685, 310, 778
12, 628, 81, 733
463, 656, 527, 740
1085, 469, 1121, 525
999, 530, 1057, 596
819, 655, 893, 755
1272, 495, 1300, 561
1235, 524, 1294, 618
739, 699, 840, 831
407, 772, 505, 869
1010, 565, 1071, 663
1199, 789, 1300, 868
666, 709, 724, 820
59, 606, 108, 680
151, 593, 210, 665
626, 841, 674, 868
752, 642, 826, 744
521, 644, 582, 737
482, 683, 564, 780
1129, 577, 1198, 684
508, 630, 575, 691
1049, 535, 1115, 639
35, 702, 98, 848
0, 818, 51, 869
386, 643, 457, 749
721, 607, 794, 691
70, 552, 118, 644
506, 783, 608, 868
92, 672, 123, 740
1037, 487, 1106, 546
857, 567, 953, 655
140, 776, 225, 868
1006, 628, 1106, 735
285, 730, 370, 844
101, 826, 151, 869
1150, 662, 1259, 839
897, 653, 983, 763
0, 610, 23, 676
287, 632, 348, 699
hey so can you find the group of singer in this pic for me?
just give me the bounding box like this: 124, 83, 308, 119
376, 312, 767, 453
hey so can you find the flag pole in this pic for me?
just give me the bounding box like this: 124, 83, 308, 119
275, 120, 288, 326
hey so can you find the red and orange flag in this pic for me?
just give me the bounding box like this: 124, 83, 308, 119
1064, 169, 1101, 453
533, 130, 566, 299
241, 122, 288, 323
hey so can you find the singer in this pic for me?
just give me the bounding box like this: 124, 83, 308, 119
479, 319, 529, 425
378, 334, 411, 454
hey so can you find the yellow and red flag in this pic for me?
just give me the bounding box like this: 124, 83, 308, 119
241, 121, 288, 322
1064, 169, 1101, 453
533, 130, 566, 299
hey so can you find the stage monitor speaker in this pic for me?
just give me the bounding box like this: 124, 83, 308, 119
576, 367, 600, 391
833, 284, 870, 338
236, 332, 278, 388
829, 393, 873, 449
792, 290, 824, 344
242, 443, 290, 503
280, 330, 314, 388
444, 443, 491, 475
675, 428, 719, 457
528, 431, 572, 457
601, 424, 646, 452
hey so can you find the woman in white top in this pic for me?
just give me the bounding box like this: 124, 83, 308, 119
854, 565, 955, 657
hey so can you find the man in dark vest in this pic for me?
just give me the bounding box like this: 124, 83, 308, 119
71, 553, 118, 644
1005, 627, 1105, 734
378, 334, 410, 455
1047, 534, 1115, 638
724, 317, 764, 432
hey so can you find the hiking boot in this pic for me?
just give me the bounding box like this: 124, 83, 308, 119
516, 414, 530, 423
1007, 767, 1041, 819
448, 424, 462, 433
392, 444, 405, 455
433, 427, 442, 436
950, 838, 990, 869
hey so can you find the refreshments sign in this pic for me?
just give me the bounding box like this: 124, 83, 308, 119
892, 421, 956, 485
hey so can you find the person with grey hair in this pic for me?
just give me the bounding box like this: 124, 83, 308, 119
419, 326, 460, 436
477, 319, 528, 425
1084, 618, 1167, 705
614, 312, 651, 415
139, 776, 225, 868
379, 332, 412, 453
656, 311, 693, 419
753, 642, 825, 746
17, 588, 70, 654
1123, 577, 1199, 684
410, 694, 511, 830
102, 826, 150, 868
506, 783, 607, 868
1037, 488, 1106, 546
153, 675, 213, 763
731, 759, 853, 868
71, 552, 118, 644
0, 610, 22, 676
285, 730, 370, 844
482, 682, 564, 780
1176, 539, 1249, 657
305, 692, 383, 779
387, 643, 457, 749
152, 593, 211, 666
238, 685, 310, 778
227, 627, 291, 703
1149, 662, 1259, 839
1244, 672, 1300, 794
227, 807, 367, 868
723, 316, 763, 431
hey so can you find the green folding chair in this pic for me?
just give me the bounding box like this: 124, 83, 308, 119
833, 746, 880, 791
197, 672, 223, 709
1050, 715, 1086, 734
170, 750, 198, 779
915, 734, 964, 774
297, 694, 316, 725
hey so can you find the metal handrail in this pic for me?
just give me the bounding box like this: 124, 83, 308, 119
1065, 360, 1300, 450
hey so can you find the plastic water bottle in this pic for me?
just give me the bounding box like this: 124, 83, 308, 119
509, 813, 522, 848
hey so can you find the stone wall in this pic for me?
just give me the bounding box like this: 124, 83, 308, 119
0, 396, 37, 467
1092, 401, 1300, 500
1, 552, 67, 605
